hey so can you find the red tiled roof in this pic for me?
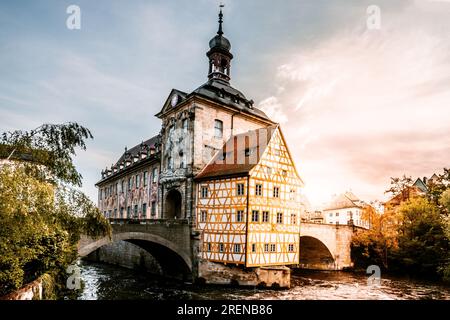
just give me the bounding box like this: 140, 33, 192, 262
195, 125, 277, 180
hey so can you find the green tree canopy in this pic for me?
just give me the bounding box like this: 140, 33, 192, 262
392, 197, 449, 276
1, 122, 93, 187
0, 123, 110, 297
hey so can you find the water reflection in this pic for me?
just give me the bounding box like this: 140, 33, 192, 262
75, 260, 450, 300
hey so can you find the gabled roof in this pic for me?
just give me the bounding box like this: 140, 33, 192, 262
155, 89, 188, 118
429, 173, 439, 182
413, 178, 428, 193
343, 191, 359, 202
323, 192, 364, 211
195, 125, 277, 180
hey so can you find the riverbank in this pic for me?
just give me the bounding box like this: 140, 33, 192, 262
349, 266, 450, 287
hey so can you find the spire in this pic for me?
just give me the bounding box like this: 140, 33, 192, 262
217, 4, 224, 36
207, 4, 233, 83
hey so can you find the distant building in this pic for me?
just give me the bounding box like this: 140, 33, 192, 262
323, 191, 369, 229
384, 174, 439, 210
301, 210, 324, 224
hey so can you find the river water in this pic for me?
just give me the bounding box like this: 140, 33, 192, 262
74, 260, 450, 300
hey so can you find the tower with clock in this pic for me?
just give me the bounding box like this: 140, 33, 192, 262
154, 6, 275, 221
96, 6, 304, 273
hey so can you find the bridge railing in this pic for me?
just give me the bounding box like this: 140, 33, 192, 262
108, 218, 190, 225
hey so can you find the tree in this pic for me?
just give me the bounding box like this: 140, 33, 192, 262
0, 123, 110, 297
439, 190, 450, 282
427, 168, 450, 206
354, 169, 450, 281
1, 122, 93, 187
390, 197, 449, 277
385, 175, 413, 197
352, 206, 399, 269
440, 189, 450, 214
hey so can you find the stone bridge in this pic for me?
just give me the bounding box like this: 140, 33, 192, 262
77, 220, 360, 280
299, 222, 361, 270
77, 219, 197, 280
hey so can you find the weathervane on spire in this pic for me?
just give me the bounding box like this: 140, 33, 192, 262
207, 2, 232, 82
217, 3, 224, 36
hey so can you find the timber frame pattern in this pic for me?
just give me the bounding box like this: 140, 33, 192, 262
195, 126, 304, 267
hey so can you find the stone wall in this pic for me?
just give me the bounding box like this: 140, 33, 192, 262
0, 274, 55, 300
197, 259, 290, 288
84, 240, 163, 275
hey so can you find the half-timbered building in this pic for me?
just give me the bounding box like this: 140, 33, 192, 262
96, 8, 305, 269
195, 125, 304, 267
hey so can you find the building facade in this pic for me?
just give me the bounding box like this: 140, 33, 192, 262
195, 126, 303, 267
97, 137, 160, 219
323, 191, 369, 229
96, 9, 305, 268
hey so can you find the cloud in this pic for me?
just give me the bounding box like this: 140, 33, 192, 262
1, 0, 450, 206
261, 2, 450, 205
258, 96, 288, 124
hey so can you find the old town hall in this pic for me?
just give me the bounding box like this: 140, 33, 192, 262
96, 8, 305, 268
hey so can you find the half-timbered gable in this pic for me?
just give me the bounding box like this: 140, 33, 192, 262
195, 125, 304, 267
247, 126, 303, 266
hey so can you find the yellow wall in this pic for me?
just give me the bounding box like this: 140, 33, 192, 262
246, 127, 303, 267
196, 176, 248, 264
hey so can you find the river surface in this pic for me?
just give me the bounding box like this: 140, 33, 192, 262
74, 260, 450, 300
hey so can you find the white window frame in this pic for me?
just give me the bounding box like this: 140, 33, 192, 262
201, 186, 208, 198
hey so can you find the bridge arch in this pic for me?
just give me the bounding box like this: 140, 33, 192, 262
299, 223, 356, 270
299, 236, 336, 270
78, 232, 192, 279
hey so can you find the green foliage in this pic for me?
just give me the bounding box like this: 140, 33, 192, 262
351, 231, 390, 270
1, 122, 93, 187
426, 168, 450, 205
439, 189, 450, 214
0, 123, 110, 297
41, 273, 57, 300
0, 164, 110, 296
352, 173, 450, 281
390, 197, 449, 277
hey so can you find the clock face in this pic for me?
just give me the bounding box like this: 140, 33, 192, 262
170, 94, 178, 107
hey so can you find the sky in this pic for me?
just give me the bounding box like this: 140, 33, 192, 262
1, 0, 449, 208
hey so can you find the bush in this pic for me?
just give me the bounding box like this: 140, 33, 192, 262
0, 165, 110, 297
